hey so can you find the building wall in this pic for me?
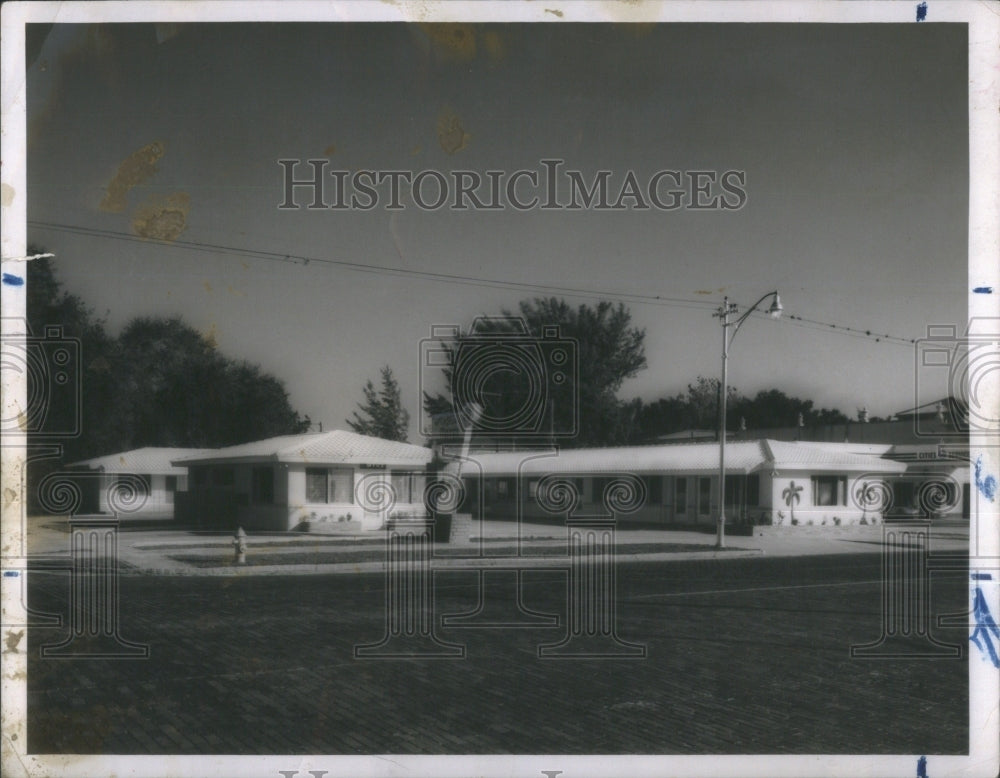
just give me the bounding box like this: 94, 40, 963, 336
180, 462, 430, 531
97, 472, 179, 518
287, 463, 361, 530
472, 472, 764, 526
766, 472, 887, 527
883, 466, 968, 519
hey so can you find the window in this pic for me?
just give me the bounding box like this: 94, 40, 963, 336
164, 474, 178, 504
306, 468, 355, 503
812, 475, 846, 506
894, 481, 916, 509
496, 478, 510, 499
391, 471, 412, 503
306, 468, 327, 502
252, 466, 274, 505
698, 477, 712, 515
390, 471, 425, 504
592, 477, 609, 504
642, 476, 663, 505
675, 478, 687, 514
724, 477, 740, 509
330, 470, 354, 503
746, 474, 760, 507
722, 475, 759, 514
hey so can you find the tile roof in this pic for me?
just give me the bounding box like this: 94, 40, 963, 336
68, 447, 214, 475
173, 430, 433, 466
762, 440, 906, 472
444, 439, 906, 477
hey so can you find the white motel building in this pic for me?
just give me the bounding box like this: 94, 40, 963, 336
171, 430, 434, 531
444, 439, 928, 528
62, 395, 971, 531
67, 447, 213, 519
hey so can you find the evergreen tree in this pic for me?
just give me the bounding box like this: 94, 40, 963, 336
347, 365, 410, 442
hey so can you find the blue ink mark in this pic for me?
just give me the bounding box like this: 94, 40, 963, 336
974, 456, 997, 502
970, 586, 1000, 667
916, 2, 927, 21
917, 755, 928, 778
973, 573, 993, 580
3, 570, 19, 577
973, 286, 993, 294
2, 273, 24, 286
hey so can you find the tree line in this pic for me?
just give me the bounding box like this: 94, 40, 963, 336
25, 251, 311, 469
402, 296, 851, 448
26, 249, 850, 462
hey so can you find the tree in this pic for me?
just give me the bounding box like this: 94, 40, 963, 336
422, 297, 647, 447
731, 388, 849, 431
25, 252, 311, 455
25, 250, 118, 461
113, 316, 311, 448
630, 379, 851, 442
347, 365, 410, 442
782, 481, 804, 525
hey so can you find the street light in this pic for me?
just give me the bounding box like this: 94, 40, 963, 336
715, 290, 783, 548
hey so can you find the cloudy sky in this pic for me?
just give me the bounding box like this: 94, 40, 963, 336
25, 19, 969, 439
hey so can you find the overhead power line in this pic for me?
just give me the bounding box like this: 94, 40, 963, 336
28, 220, 715, 311
29, 219, 922, 348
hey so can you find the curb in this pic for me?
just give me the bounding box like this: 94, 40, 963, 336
113, 547, 769, 577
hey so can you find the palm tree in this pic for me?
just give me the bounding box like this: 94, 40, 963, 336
782, 481, 803, 525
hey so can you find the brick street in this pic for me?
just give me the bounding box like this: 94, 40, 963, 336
26, 553, 969, 754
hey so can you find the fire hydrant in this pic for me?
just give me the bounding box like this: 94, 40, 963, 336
233, 527, 247, 565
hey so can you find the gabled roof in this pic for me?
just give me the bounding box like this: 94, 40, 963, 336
68, 447, 214, 475
173, 430, 433, 467
443, 439, 906, 477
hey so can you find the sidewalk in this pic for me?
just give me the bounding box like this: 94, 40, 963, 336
18, 514, 970, 577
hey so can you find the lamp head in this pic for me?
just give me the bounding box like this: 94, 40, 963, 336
768, 292, 783, 318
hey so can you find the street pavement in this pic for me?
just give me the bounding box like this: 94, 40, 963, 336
22, 538, 970, 755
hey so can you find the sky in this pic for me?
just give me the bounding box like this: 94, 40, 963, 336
24, 19, 970, 442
